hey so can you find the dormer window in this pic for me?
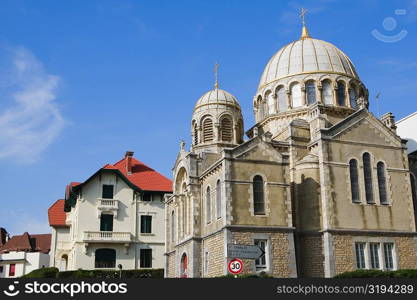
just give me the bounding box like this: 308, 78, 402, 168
102, 185, 114, 199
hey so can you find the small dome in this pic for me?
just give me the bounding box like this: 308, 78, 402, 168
194, 88, 241, 110
258, 38, 359, 91
192, 87, 244, 151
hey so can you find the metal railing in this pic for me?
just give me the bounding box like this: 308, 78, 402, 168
98, 199, 118, 209
83, 231, 131, 242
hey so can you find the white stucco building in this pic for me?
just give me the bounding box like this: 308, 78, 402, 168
397, 111, 417, 154
48, 151, 172, 271
0, 231, 51, 278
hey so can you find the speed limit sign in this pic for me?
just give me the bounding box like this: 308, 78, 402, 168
228, 258, 243, 275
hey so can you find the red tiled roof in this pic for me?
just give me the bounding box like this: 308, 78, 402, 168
30, 234, 52, 254
113, 157, 172, 192
0, 232, 51, 254
48, 199, 68, 227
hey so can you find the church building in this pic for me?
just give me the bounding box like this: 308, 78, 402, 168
164, 19, 417, 278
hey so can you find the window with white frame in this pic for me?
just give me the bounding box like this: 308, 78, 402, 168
254, 239, 267, 271
355, 242, 366, 269
354, 241, 396, 271
369, 243, 380, 269
383, 243, 394, 270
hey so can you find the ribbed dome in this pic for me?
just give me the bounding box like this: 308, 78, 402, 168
258, 38, 359, 90
194, 88, 241, 110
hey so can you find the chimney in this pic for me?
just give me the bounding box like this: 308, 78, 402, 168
125, 151, 134, 175
0, 227, 7, 246
381, 112, 397, 133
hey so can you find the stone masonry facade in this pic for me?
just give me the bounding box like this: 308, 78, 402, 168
201, 231, 225, 277
231, 230, 294, 277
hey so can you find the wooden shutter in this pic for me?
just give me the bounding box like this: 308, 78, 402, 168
203, 118, 214, 142
221, 117, 232, 142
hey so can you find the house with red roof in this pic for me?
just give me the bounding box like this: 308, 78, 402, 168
0, 230, 51, 278
48, 151, 172, 271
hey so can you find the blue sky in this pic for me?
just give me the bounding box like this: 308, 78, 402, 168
0, 0, 416, 235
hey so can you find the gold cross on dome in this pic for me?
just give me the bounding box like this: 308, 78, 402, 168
300, 8, 308, 26
214, 62, 219, 89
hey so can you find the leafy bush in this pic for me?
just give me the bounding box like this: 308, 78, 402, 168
56, 268, 164, 279
22, 267, 59, 278
334, 269, 417, 278
215, 272, 273, 278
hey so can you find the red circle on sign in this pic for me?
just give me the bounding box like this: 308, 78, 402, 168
228, 258, 243, 275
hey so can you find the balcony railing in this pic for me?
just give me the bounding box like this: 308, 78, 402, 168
97, 198, 119, 217
83, 231, 132, 243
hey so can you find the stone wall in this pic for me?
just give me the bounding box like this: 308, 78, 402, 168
395, 236, 417, 269
201, 231, 225, 277
166, 252, 176, 278
332, 234, 354, 275
332, 234, 417, 276
298, 234, 324, 277
231, 230, 294, 277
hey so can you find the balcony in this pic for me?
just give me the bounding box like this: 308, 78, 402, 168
97, 198, 119, 217
83, 231, 132, 243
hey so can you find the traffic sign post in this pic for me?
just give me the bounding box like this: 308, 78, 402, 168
228, 258, 243, 276
227, 244, 265, 260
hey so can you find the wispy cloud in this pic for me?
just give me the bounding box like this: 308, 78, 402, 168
0, 46, 65, 163
377, 59, 417, 72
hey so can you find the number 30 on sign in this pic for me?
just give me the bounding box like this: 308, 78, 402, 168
228, 258, 243, 275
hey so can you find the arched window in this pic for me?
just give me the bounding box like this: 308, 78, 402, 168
237, 119, 244, 144
253, 175, 265, 215
337, 81, 346, 106
267, 92, 275, 115
193, 122, 198, 145
202, 117, 214, 143
95, 248, 116, 268
216, 180, 222, 219
220, 116, 233, 142
377, 162, 388, 204
60, 254, 68, 272
180, 253, 188, 278
291, 83, 302, 108
257, 97, 264, 120
306, 81, 316, 105
322, 80, 333, 105
206, 186, 211, 223
363, 153, 374, 204
349, 85, 358, 108
410, 174, 417, 220
349, 159, 360, 203
171, 210, 175, 242
182, 193, 187, 235
277, 87, 287, 112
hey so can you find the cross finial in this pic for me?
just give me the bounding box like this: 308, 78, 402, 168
300, 8, 308, 26
299, 8, 311, 39
214, 62, 219, 89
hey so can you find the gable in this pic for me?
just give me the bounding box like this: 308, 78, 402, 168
233, 138, 283, 162
323, 110, 402, 148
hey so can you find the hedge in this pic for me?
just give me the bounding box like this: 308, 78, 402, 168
22, 267, 59, 278
22, 268, 164, 278
334, 269, 417, 278
57, 269, 164, 279
215, 272, 273, 278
